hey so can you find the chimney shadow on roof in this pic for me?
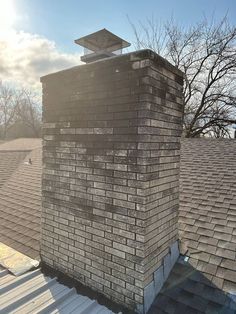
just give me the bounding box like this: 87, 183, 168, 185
42, 262, 134, 314
148, 256, 236, 314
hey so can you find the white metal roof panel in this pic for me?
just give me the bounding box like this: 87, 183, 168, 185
0, 267, 113, 314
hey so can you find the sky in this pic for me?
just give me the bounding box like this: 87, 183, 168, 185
0, 0, 235, 90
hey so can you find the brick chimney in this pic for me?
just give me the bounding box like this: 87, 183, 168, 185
40, 49, 184, 313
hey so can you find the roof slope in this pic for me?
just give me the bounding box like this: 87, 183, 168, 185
0, 267, 114, 314
148, 258, 236, 314
0, 151, 27, 188
0, 139, 42, 260
0, 138, 41, 188
0, 138, 41, 151
178, 139, 236, 293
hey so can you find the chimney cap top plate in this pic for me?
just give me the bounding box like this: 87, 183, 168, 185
75, 28, 131, 52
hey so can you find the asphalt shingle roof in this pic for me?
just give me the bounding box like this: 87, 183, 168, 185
178, 139, 236, 293
0, 138, 41, 151
0, 152, 27, 188
0, 139, 42, 260
148, 258, 236, 314
0, 138, 41, 188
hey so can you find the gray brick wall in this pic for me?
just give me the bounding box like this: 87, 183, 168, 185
40, 49, 183, 313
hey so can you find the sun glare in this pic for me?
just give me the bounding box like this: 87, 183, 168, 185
0, 0, 17, 32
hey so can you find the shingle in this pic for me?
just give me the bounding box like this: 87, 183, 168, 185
202, 263, 218, 276
223, 280, 236, 294
224, 270, 236, 284
221, 259, 236, 270
205, 301, 228, 314
211, 276, 224, 290
209, 255, 222, 266
218, 240, 236, 251
190, 294, 208, 312
198, 236, 218, 246
197, 243, 216, 255
213, 231, 232, 241
214, 225, 233, 235
215, 248, 235, 260
197, 228, 214, 237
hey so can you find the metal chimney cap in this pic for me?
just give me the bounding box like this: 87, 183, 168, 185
75, 28, 131, 53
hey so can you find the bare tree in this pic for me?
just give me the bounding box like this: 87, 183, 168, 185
129, 15, 236, 137
0, 82, 42, 139
15, 89, 42, 137
0, 82, 17, 139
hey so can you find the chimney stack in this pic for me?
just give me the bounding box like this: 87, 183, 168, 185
40, 38, 184, 313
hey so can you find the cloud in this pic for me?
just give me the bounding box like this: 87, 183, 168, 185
0, 30, 81, 90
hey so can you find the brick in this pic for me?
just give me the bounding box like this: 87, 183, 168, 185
105, 232, 126, 245
113, 213, 135, 225
85, 226, 104, 237
113, 242, 135, 255
113, 227, 135, 240
112, 283, 134, 299
106, 190, 127, 200
85, 277, 104, 291
113, 199, 135, 210
86, 239, 104, 251
112, 255, 135, 270
104, 286, 125, 302
86, 265, 104, 278
105, 245, 126, 259
93, 208, 112, 219
105, 273, 126, 288
93, 234, 112, 247
106, 218, 127, 230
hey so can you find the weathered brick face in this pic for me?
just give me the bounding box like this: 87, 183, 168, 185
41, 49, 183, 313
